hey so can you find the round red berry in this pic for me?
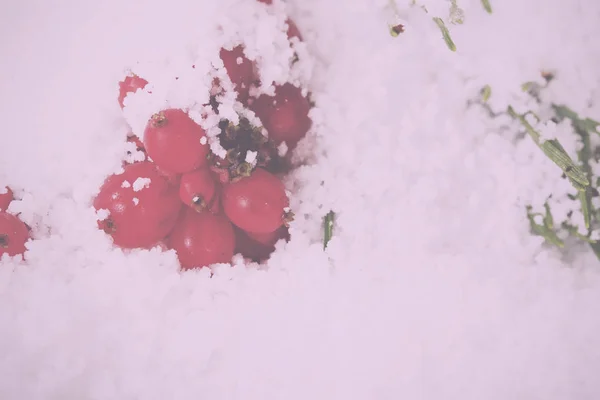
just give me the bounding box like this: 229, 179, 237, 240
118, 73, 148, 109
251, 83, 311, 146
179, 169, 218, 212
166, 209, 235, 270
286, 18, 302, 41
222, 168, 289, 234
0, 187, 14, 212
235, 226, 289, 261
247, 226, 289, 246
143, 109, 210, 174
220, 46, 256, 103
0, 212, 29, 258
93, 162, 182, 249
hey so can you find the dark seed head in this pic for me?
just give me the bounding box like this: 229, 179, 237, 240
101, 218, 116, 234
0, 234, 8, 248
391, 24, 405, 36
151, 112, 167, 128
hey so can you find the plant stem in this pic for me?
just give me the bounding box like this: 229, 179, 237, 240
481, 0, 492, 14
323, 211, 335, 249
507, 106, 589, 190
433, 17, 456, 51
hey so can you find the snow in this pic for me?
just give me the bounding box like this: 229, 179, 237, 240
245, 150, 258, 164
1, 0, 600, 399
132, 178, 151, 192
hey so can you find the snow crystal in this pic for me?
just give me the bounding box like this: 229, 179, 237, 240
121, 180, 131, 188
277, 141, 288, 156
132, 197, 139, 206
245, 150, 257, 164
132, 177, 151, 192
95, 209, 109, 221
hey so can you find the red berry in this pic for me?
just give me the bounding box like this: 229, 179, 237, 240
251, 83, 312, 146
179, 169, 218, 212
247, 226, 289, 246
118, 74, 148, 109
93, 162, 182, 249
210, 165, 231, 184
286, 18, 302, 41
156, 166, 182, 187
222, 168, 289, 234
0, 212, 29, 258
220, 46, 256, 103
0, 187, 14, 212
143, 109, 210, 174
257, 0, 272, 4
235, 226, 289, 261
166, 209, 235, 270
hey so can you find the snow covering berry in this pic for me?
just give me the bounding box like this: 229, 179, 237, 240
0, 186, 13, 211
222, 167, 290, 234
219, 46, 256, 103
179, 168, 218, 212
124, 134, 147, 164
251, 83, 312, 147
166, 208, 235, 270
118, 73, 148, 109
143, 108, 210, 174
286, 18, 302, 41
93, 162, 182, 249
0, 211, 29, 258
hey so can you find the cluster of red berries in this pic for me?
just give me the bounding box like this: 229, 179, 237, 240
0, 187, 30, 259
95, 4, 311, 271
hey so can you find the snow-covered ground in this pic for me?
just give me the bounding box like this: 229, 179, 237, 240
1, 0, 600, 398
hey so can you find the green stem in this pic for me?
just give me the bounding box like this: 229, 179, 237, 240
507, 106, 589, 190
481, 0, 492, 14
433, 18, 456, 51
323, 211, 335, 249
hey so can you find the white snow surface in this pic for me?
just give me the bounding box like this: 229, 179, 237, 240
1, 0, 600, 399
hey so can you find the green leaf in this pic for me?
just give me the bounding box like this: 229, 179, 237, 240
562, 223, 596, 243
521, 81, 537, 92
552, 104, 600, 133
507, 106, 589, 189
553, 104, 579, 121
481, 85, 491, 102
589, 241, 600, 260
579, 189, 591, 230
323, 211, 335, 249
543, 202, 554, 229
580, 117, 600, 133
526, 207, 564, 248
481, 0, 492, 14
433, 17, 456, 51
450, 0, 465, 24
